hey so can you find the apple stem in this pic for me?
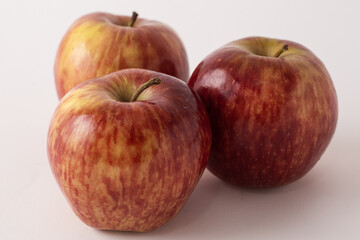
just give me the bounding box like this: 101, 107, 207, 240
275, 44, 289, 58
130, 78, 161, 102
128, 11, 139, 27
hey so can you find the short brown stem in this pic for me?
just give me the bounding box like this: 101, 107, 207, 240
275, 44, 289, 58
130, 78, 161, 102
128, 11, 138, 27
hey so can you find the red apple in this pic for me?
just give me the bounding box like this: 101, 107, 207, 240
188, 36, 338, 188
54, 12, 189, 99
47, 69, 211, 232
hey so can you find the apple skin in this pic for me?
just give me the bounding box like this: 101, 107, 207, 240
188, 36, 338, 188
47, 69, 211, 232
54, 12, 189, 99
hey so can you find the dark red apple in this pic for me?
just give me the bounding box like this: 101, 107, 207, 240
54, 12, 189, 99
47, 69, 211, 231
188, 36, 338, 188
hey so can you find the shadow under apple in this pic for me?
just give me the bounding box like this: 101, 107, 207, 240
99, 163, 330, 239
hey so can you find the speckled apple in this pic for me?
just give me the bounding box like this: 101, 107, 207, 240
188, 36, 338, 188
47, 69, 211, 232
54, 12, 189, 99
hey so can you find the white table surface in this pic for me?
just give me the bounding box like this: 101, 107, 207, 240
1, 0, 359, 239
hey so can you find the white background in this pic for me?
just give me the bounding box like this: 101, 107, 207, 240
1, 0, 359, 239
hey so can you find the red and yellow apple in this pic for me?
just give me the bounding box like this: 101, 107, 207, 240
54, 12, 189, 99
47, 69, 211, 231
188, 36, 338, 188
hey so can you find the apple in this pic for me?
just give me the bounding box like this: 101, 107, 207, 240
54, 11, 189, 99
47, 69, 211, 232
188, 36, 338, 188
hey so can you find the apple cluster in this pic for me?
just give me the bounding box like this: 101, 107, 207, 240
47, 12, 338, 232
